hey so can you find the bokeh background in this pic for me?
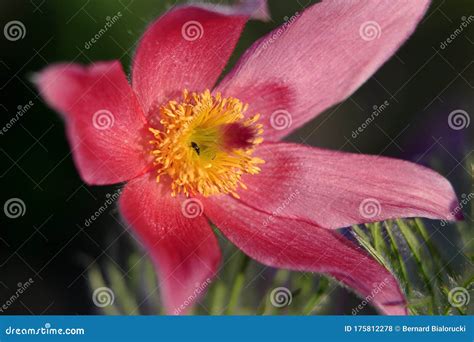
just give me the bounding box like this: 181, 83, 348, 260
0, 0, 473, 314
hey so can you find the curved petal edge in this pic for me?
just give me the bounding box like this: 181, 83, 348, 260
216, 0, 431, 141
204, 195, 407, 315
119, 174, 221, 314
236, 142, 461, 229
34, 61, 151, 185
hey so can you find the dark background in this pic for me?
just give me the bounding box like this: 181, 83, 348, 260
0, 0, 472, 314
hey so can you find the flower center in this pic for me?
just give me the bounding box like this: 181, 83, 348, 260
149, 90, 264, 198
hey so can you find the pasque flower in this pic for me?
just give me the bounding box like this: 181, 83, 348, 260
36, 0, 460, 315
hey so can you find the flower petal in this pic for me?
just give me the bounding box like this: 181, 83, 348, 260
132, 4, 253, 115
34, 61, 150, 185
119, 174, 221, 314
237, 142, 460, 229
216, 0, 430, 141
204, 195, 407, 315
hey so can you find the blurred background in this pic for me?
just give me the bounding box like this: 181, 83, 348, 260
0, 0, 472, 315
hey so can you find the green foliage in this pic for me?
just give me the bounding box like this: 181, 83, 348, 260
87, 237, 334, 315
87, 216, 473, 315
353, 219, 473, 315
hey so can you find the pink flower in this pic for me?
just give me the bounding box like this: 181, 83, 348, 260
35, 0, 460, 315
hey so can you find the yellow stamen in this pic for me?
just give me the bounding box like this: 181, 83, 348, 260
149, 89, 264, 197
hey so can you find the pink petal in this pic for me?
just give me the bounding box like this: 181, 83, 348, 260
237, 142, 460, 229
216, 0, 430, 141
204, 195, 407, 315
34, 61, 151, 185
132, 5, 251, 115
119, 174, 221, 314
